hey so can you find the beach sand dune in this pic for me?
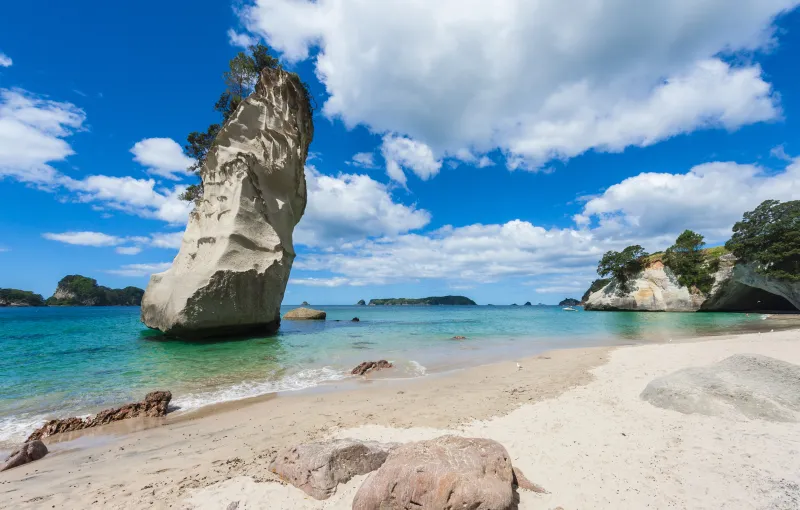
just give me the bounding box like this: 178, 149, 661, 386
2, 330, 799, 509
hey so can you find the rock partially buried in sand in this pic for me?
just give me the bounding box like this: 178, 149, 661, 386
451, 335, 467, 340
283, 307, 326, 320
268, 439, 396, 500
351, 360, 392, 376
27, 390, 172, 441
352, 435, 516, 510
1, 440, 48, 472
641, 354, 800, 421
140, 67, 314, 339
513, 466, 548, 493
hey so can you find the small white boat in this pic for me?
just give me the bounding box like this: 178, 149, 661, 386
562, 306, 578, 311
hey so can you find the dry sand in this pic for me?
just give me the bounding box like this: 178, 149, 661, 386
2, 329, 800, 509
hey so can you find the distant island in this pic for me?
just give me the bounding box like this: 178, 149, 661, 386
46, 275, 144, 306
559, 298, 580, 306
357, 299, 366, 306
0, 288, 46, 307
368, 296, 477, 306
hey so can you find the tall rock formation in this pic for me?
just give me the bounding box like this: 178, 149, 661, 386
141, 68, 313, 338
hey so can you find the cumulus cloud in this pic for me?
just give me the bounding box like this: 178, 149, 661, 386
228, 28, 258, 48
116, 246, 143, 255
42, 231, 125, 247
242, 0, 795, 171
0, 88, 86, 184
290, 277, 354, 287
0, 53, 11, 67
43, 230, 186, 251
380, 134, 442, 185
130, 138, 195, 180
105, 262, 172, 277
295, 157, 800, 288
295, 166, 431, 246
347, 152, 377, 169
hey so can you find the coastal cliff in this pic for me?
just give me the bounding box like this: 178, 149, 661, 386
46, 275, 143, 306
141, 67, 314, 338
585, 255, 799, 312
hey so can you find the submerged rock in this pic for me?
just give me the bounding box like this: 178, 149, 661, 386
268, 439, 396, 500
641, 354, 800, 421
283, 307, 326, 320
27, 391, 171, 441
352, 435, 516, 510
1, 440, 48, 472
141, 67, 314, 339
351, 360, 392, 376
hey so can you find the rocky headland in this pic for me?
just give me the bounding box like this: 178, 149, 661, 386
141, 66, 314, 339
368, 296, 477, 306
46, 275, 144, 306
0, 289, 46, 307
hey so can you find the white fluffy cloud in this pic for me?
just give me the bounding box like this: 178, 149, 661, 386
105, 262, 172, 277
43, 230, 185, 252
228, 28, 258, 48
0, 53, 11, 68
116, 246, 143, 255
576, 159, 800, 243
42, 231, 125, 247
294, 158, 800, 288
242, 0, 795, 170
295, 166, 431, 246
380, 134, 442, 185
0, 88, 85, 183
347, 152, 377, 169
130, 138, 195, 180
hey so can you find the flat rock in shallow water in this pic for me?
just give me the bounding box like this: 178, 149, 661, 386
268, 439, 396, 500
283, 307, 326, 320
1, 440, 47, 471
641, 354, 800, 421
27, 390, 171, 441
352, 435, 516, 510
351, 360, 392, 376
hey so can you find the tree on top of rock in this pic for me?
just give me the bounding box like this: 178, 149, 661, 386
179, 44, 284, 203
726, 199, 800, 281
664, 230, 717, 294
597, 245, 648, 294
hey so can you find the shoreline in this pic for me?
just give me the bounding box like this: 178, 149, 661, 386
2, 327, 800, 508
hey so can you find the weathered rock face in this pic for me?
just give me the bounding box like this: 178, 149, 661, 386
282, 307, 326, 320
352, 436, 516, 510
585, 256, 798, 312
585, 261, 704, 312
27, 390, 171, 441
141, 68, 313, 339
641, 354, 800, 421
268, 439, 396, 500
1, 440, 48, 472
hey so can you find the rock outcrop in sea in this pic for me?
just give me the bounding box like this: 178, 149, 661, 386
141, 67, 313, 338
47, 275, 143, 306
584, 255, 799, 312
283, 307, 326, 320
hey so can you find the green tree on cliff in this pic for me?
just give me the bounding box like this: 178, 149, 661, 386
726, 199, 800, 281
179, 43, 281, 203
664, 230, 716, 293
597, 245, 648, 293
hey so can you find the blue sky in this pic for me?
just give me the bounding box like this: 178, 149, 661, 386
2, 0, 800, 305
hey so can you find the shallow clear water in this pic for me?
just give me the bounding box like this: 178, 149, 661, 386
0, 304, 773, 447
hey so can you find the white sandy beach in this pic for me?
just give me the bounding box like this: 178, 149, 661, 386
2, 328, 800, 509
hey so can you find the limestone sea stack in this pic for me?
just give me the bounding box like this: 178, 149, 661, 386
141, 68, 313, 338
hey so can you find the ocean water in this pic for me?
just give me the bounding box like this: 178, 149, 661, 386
0, 304, 774, 448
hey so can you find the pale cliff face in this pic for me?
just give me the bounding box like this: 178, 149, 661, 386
585, 254, 800, 312
140, 68, 314, 338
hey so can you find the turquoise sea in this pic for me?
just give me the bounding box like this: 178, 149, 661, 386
0, 304, 776, 449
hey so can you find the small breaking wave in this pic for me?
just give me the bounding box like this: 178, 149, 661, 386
0, 414, 48, 446
172, 366, 347, 411
407, 360, 427, 376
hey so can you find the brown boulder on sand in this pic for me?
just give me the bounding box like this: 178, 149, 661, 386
351, 360, 393, 376
1, 440, 48, 472
27, 390, 172, 442
268, 439, 396, 500
352, 435, 516, 510
282, 307, 326, 320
